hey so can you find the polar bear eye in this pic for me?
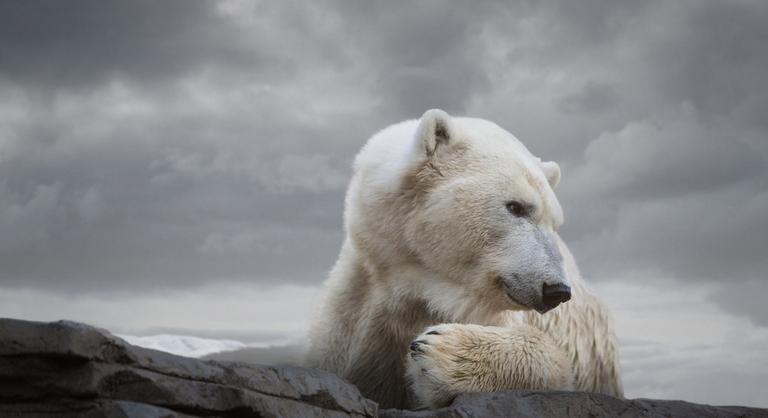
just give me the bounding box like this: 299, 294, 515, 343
505, 201, 528, 217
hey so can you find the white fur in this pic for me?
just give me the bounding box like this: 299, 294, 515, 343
308, 110, 623, 409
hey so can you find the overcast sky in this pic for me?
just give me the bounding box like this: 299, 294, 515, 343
1, 0, 767, 408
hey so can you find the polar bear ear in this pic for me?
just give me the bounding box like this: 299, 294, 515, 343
541, 161, 561, 189
416, 109, 454, 157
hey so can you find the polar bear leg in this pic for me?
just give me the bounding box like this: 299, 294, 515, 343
405, 323, 574, 409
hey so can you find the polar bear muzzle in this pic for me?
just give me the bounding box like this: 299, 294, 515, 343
499, 224, 570, 314
501, 278, 571, 314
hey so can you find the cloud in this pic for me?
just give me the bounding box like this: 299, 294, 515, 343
571, 105, 766, 198
558, 82, 619, 114
709, 280, 768, 328
0, 282, 323, 343
0, 0, 765, 315
0, 0, 766, 405
594, 278, 768, 407
0, 0, 292, 90
560, 105, 768, 284
0, 77, 351, 291
0, 182, 63, 252
649, 1, 768, 127
154, 151, 348, 194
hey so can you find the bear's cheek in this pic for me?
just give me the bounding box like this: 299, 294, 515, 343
405, 217, 478, 276
406, 188, 502, 274
418, 226, 473, 271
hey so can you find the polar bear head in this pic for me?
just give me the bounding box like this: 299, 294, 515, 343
347, 109, 570, 315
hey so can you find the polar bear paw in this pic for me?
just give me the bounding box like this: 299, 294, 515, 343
405, 323, 574, 409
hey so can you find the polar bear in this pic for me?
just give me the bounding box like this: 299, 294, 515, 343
307, 109, 623, 409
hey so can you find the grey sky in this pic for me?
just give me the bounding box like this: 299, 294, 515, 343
1, 0, 767, 407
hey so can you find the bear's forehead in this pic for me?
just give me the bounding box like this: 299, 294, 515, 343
451, 118, 543, 184
354, 116, 564, 227
451, 118, 564, 227
452, 118, 532, 158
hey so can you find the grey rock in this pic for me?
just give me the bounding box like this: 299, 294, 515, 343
203, 344, 307, 366
0, 400, 198, 418
0, 318, 377, 417
1, 318, 766, 417
380, 391, 768, 418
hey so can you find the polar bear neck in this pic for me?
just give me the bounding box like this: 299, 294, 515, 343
376, 264, 508, 324
310, 238, 509, 408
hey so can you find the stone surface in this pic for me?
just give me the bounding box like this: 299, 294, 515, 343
1, 318, 767, 417
0, 318, 376, 417
381, 391, 768, 418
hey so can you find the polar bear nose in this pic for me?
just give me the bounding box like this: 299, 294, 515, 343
542, 283, 571, 310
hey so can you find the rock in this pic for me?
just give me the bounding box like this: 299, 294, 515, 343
380, 391, 768, 418
0, 318, 377, 417
203, 344, 307, 366
0, 400, 198, 418
1, 318, 767, 417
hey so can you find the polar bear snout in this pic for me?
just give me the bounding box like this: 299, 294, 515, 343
497, 223, 571, 313
501, 273, 570, 314
541, 282, 571, 312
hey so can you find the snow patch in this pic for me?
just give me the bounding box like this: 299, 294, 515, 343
118, 334, 247, 358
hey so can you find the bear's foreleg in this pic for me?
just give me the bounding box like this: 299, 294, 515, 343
405, 323, 574, 409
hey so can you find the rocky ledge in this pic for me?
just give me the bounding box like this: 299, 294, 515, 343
0, 319, 765, 418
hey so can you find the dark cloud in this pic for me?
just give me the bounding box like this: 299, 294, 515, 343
709, 280, 768, 327
0, 1, 268, 88
652, 1, 768, 125
0, 1, 766, 322
552, 1, 768, 289
0, 82, 349, 290
338, 2, 496, 118
1, 1, 768, 406
558, 82, 619, 114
